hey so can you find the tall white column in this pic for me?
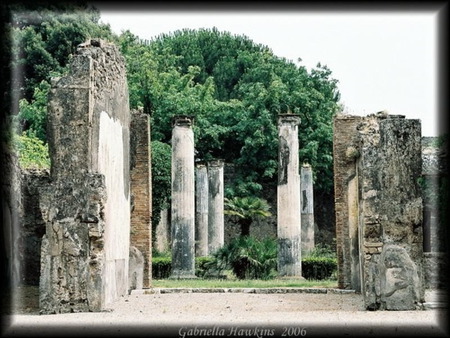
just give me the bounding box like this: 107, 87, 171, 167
170, 115, 196, 279
208, 160, 224, 255
301, 163, 315, 256
195, 162, 209, 257
277, 114, 302, 278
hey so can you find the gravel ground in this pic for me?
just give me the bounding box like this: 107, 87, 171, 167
2, 287, 447, 338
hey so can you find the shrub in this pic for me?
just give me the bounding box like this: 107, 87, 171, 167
152, 256, 172, 279
195, 256, 215, 278
13, 131, 50, 169
209, 236, 277, 280
151, 256, 216, 279
301, 256, 337, 280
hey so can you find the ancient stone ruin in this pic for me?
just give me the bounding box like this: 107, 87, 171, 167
4, 37, 444, 315
39, 39, 131, 313
277, 114, 302, 278
207, 159, 224, 255
195, 162, 209, 257
300, 163, 315, 256
333, 112, 424, 310
130, 110, 152, 289
170, 115, 196, 279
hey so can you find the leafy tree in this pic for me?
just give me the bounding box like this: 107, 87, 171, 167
151, 140, 172, 233
16, 79, 50, 142
123, 28, 341, 198
9, 2, 115, 114
224, 196, 272, 237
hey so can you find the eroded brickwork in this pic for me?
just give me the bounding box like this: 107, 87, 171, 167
130, 111, 152, 288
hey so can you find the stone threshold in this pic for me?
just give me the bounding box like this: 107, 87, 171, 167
130, 287, 357, 295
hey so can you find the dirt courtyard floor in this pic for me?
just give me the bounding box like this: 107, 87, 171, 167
2, 286, 448, 338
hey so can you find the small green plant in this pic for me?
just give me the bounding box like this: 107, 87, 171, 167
209, 236, 277, 280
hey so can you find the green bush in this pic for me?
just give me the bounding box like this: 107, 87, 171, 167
152, 256, 172, 279
151, 256, 216, 279
301, 256, 337, 280
209, 236, 277, 280
13, 131, 50, 169
195, 256, 215, 278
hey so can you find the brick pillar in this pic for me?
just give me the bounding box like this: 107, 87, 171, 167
170, 116, 196, 279
195, 162, 209, 257
208, 159, 224, 255
277, 114, 302, 278
130, 110, 152, 288
300, 163, 315, 256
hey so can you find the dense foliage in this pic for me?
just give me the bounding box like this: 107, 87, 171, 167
13, 131, 50, 169
119, 28, 341, 197
6, 4, 341, 229
150, 140, 172, 232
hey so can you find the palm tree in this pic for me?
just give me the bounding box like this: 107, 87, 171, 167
223, 196, 272, 237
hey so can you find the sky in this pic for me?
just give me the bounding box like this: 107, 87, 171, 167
95, 5, 441, 136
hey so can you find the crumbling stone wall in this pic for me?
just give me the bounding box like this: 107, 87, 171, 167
1, 146, 22, 288
333, 114, 363, 291
39, 39, 130, 313
130, 110, 152, 288
333, 112, 424, 310
19, 169, 50, 285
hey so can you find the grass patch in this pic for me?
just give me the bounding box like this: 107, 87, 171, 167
150, 278, 338, 289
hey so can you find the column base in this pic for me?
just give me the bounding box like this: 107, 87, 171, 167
276, 275, 306, 280
169, 270, 198, 280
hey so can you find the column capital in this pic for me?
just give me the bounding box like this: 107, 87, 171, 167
278, 114, 301, 126
172, 115, 194, 127
207, 159, 224, 168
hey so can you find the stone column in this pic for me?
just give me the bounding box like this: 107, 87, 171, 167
195, 162, 209, 257
155, 208, 170, 253
277, 114, 302, 278
170, 115, 196, 279
300, 163, 315, 256
208, 160, 224, 255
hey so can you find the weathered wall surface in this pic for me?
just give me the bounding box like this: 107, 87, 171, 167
333, 114, 363, 290
360, 115, 423, 310
130, 111, 152, 288
40, 39, 130, 313
1, 146, 23, 289
19, 169, 49, 285
334, 113, 424, 310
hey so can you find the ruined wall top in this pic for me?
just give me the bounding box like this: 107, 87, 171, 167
47, 38, 129, 179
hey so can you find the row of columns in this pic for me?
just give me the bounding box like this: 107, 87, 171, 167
195, 160, 225, 257
170, 114, 313, 279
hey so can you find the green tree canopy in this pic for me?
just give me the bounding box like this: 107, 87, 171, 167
120, 28, 341, 196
